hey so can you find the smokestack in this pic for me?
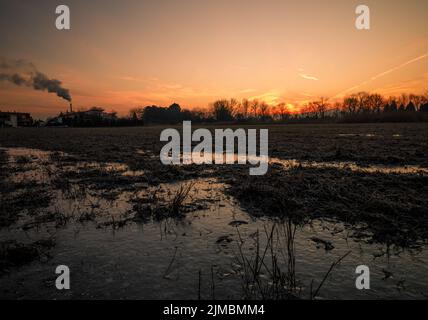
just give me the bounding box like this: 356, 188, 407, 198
70, 103, 73, 113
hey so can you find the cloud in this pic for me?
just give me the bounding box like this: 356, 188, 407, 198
299, 73, 319, 81
333, 52, 428, 98
375, 72, 428, 96
118, 76, 145, 82
249, 90, 281, 105
369, 52, 428, 82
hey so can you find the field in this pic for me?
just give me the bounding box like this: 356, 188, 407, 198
1, 123, 428, 299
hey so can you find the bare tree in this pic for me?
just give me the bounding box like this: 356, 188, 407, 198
367, 93, 384, 113
276, 102, 289, 121
241, 99, 250, 119
398, 93, 409, 107
332, 102, 342, 117
250, 99, 260, 119
354, 92, 370, 113
258, 101, 270, 120
409, 94, 427, 110
342, 95, 359, 114
211, 99, 234, 121
129, 107, 144, 120
424, 91, 428, 103
308, 97, 329, 118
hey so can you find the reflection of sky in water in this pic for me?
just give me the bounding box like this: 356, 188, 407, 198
271, 158, 428, 174
0, 147, 427, 299
163, 147, 428, 174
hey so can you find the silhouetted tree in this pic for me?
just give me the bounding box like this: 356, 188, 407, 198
308, 97, 329, 118
258, 101, 270, 120
211, 99, 234, 121
241, 99, 250, 119
420, 103, 428, 112
276, 102, 289, 121
250, 100, 260, 118
385, 100, 398, 112
142, 103, 183, 123
343, 96, 359, 114
367, 93, 384, 113
406, 101, 416, 112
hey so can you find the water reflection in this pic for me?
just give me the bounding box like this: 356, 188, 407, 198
0, 147, 427, 299
150, 148, 428, 175
270, 157, 428, 174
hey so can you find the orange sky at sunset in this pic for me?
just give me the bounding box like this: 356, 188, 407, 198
0, 0, 427, 118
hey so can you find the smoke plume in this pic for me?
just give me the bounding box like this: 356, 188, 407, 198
0, 58, 72, 102
0, 73, 28, 86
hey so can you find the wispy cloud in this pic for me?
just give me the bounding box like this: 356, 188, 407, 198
249, 90, 281, 105
375, 72, 428, 96
333, 52, 428, 98
370, 52, 428, 82
119, 76, 144, 82
299, 73, 319, 81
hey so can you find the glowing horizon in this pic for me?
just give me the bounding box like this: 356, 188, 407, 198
0, 0, 427, 119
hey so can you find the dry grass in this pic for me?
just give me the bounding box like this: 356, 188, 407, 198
235, 221, 352, 300
169, 182, 195, 216
235, 223, 299, 300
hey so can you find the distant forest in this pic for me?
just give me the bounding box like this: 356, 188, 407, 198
40, 91, 428, 127
127, 91, 428, 125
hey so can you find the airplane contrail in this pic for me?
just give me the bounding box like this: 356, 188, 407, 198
332, 52, 428, 98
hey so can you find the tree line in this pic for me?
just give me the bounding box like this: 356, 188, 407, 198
127, 91, 428, 125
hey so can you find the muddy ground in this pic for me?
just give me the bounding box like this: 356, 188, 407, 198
0, 123, 427, 299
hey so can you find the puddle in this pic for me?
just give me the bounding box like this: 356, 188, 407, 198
209, 154, 427, 175
153, 149, 427, 175
337, 133, 404, 138
337, 133, 376, 137
1, 147, 428, 299
270, 158, 428, 174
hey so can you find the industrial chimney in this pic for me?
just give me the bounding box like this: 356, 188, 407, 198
69, 103, 73, 113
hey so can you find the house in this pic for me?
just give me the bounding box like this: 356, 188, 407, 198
0, 111, 33, 128
46, 107, 117, 127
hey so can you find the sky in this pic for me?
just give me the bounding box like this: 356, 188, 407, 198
0, 0, 427, 118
